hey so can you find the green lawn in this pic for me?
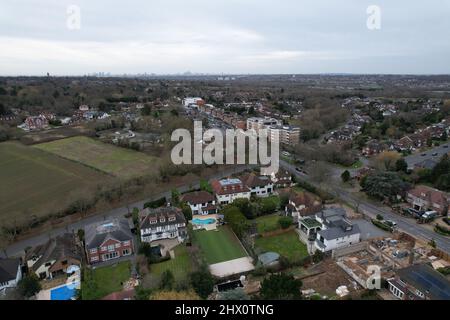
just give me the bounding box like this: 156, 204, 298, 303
34, 136, 160, 178
192, 226, 247, 264
0, 141, 110, 224
82, 261, 131, 300
151, 245, 192, 282
254, 230, 309, 262
255, 214, 281, 234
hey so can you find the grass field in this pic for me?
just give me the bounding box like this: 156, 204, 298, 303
0, 141, 110, 223
151, 245, 192, 282
254, 230, 309, 262
34, 136, 160, 179
255, 214, 281, 234
192, 226, 247, 264
82, 261, 131, 300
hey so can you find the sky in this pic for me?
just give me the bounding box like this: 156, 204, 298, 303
1, 0, 450, 75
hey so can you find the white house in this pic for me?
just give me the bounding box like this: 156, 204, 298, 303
140, 206, 187, 243
0, 258, 22, 294
314, 208, 361, 252
240, 173, 273, 197
182, 97, 204, 108
180, 191, 217, 215
211, 178, 251, 205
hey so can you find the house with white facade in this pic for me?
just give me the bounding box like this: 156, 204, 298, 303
240, 173, 273, 197
180, 191, 217, 215
0, 258, 22, 294
140, 206, 187, 243
211, 178, 251, 205
314, 207, 361, 252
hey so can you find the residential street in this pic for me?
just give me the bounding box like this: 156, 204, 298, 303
280, 160, 450, 255
1, 165, 254, 259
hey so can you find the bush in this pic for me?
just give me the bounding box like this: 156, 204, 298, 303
376, 214, 384, 221
278, 216, 293, 229
144, 197, 166, 209
190, 267, 214, 299
434, 224, 450, 236
18, 274, 41, 298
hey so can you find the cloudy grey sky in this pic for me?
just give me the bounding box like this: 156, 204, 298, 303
1, 0, 449, 75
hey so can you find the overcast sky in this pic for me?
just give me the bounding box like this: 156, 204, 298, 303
1, 0, 449, 75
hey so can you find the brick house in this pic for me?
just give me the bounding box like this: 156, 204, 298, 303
84, 218, 134, 264
406, 185, 449, 215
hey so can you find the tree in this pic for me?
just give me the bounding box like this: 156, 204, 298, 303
159, 270, 174, 290
222, 205, 249, 238
232, 198, 254, 219
180, 202, 192, 221
360, 172, 410, 202
18, 274, 41, 298
259, 196, 279, 215
171, 189, 180, 206
278, 216, 293, 229
395, 158, 408, 173
199, 179, 213, 193
260, 273, 302, 300
218, 287, 249, 300
374, 151, 401, 171
341, 170, 351, 182
190, 268, 214, 299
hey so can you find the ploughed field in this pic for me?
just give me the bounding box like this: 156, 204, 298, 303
0, 141, 110, 224
33, 136, 161, 179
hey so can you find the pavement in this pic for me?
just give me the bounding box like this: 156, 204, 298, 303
280, 159, 450, 255
1, 165, 254, 259
405, 141, 450, 169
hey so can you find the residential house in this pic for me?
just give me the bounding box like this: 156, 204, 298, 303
180, 191, 218, 215
139, 206, 187, 243
0, 258, 22, 294
414, 159, 438, 170
285, 191, 323, 222
314, 207, 361, 252
394, 136, 414, 152
26, 233, 82, 279
84, 219, 134, 264
211, 178, 251, 205
240, 173, 273, 197
182, 97, 204, 108
23, 115, 49, 131
270, 170, 293, 188
362, 139, 387, 157
406, 185, 449, 215
387, 263, 450, 300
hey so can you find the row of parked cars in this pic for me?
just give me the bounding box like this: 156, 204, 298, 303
403, 208, 439, 223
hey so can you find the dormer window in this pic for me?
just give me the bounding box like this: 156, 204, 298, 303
160, 217, 165, 223
150, 219, 157, 224
169, 216, 176, 222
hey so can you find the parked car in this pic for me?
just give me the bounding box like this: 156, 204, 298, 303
432, 152, 438, 156
385, 220, 397, 228
407, 208, 424, 219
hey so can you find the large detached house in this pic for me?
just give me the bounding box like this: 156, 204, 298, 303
26, 233, 82, 279
84, 219, 134, 264
286, 191, 323, 222
139, 206, 187, 243
314, 208, 360, 252
387, 264, 450, 300
211, 178, 251, 205
180, 191, 217, 215
0, 258, 22, 294
406, 185, 449, 215
240, 173, 273, 197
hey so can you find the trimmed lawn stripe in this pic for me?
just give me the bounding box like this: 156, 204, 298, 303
193, 226, 247, 264
151, 245, 192, 282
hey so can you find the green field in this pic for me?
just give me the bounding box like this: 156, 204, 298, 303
255, 214, 281, 234
34, 136, 160, 178
151, 245, 192, 282
82, 261, 131, 300
192, 226, 247, 264
254, 230, 309, 262
0, 141, 110, 223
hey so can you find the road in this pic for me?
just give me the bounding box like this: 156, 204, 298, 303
280, 159, 450, 254
1, 165, 254, 259
405, 141, 450, 169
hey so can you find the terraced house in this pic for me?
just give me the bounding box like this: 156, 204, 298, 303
84, 218, 134, 264
139, 206, 187, 243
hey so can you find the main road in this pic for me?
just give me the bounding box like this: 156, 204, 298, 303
280, 159, 450, 254
1, 165, 254, 259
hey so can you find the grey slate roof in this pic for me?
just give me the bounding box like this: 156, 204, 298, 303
318, 223, 360, 240
0, 258, 20, 283
316, 207, 360, 240
140, 206, 186, 230
84, 218, 133, 249
397, 263, 450, 300
25, 233, 81, 271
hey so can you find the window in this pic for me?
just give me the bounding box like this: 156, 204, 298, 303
123, 240, 130, 246
115, 243, 121, 248
91, 256, 98, 262
90, 248, 97, 254
107, 245, 115, 252
101, 246, 107, 251
122, 249, 130, 256
169, 216, 176, 222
